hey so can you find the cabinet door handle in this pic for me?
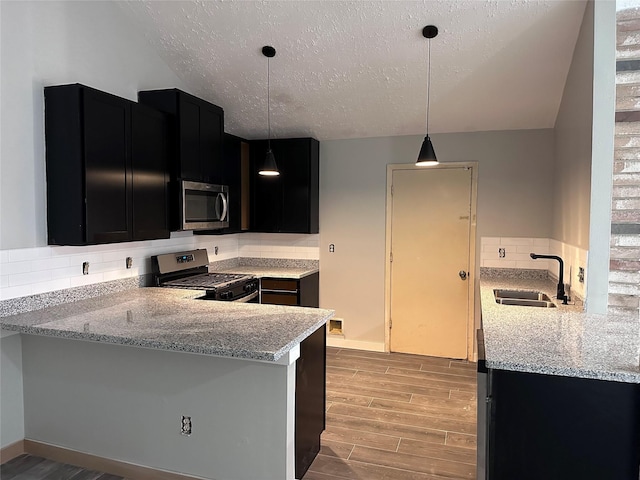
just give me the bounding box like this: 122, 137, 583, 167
261, 289, 299, 294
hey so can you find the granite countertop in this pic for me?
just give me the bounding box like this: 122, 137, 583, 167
211, 265, 319, 280
0, 288, 333, 362
480, 274, 640, 383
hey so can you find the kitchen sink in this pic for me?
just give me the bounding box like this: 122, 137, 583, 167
494, 289, 556, 308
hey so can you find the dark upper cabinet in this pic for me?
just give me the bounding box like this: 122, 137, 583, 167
138, 89, 224, 184
250, 138, 319, 234
44, 84, 170, 245
82, 87, 132, 244
193, 133, 250, 236
131, 103, 171, 241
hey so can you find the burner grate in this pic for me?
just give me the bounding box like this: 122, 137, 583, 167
161, 273, 252, 291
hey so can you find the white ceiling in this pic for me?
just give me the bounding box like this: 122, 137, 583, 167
119, 0, 588, 141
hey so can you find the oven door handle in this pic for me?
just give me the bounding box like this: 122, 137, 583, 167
235, 290, 258, 303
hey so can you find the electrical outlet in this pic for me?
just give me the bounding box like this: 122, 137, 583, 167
126, 257, 132, 269
498, 248, 505, 258
82, 262, 89, 275
329, 244, 335, 253
181, 416, 192, 436
578, 267, 585, 283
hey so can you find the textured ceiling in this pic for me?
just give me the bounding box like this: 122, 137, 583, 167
119, 0, 587, 141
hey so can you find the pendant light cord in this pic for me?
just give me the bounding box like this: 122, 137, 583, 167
267, 56, 271, 150
426, 37, 431, 137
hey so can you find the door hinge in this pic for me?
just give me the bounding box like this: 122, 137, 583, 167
390, 318, 392, 329
390, 251, 393, 263
391, 185, 394, 196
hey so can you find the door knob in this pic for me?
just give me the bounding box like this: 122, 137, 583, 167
459, 270, 468, 280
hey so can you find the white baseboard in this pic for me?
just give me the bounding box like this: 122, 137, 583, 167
326, 337, 386, 352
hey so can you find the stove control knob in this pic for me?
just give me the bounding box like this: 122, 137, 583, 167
221, 291, 232, 300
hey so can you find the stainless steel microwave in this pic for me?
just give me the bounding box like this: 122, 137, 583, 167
180, 180, 229, 231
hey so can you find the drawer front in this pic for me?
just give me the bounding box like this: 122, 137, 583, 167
261, 292, 299, 306
261, 278, 299, 292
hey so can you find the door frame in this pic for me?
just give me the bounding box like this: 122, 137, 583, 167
384, 162, 479, 361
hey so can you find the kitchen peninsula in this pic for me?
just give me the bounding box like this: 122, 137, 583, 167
1, 288, 333, 480
478, 271, 640, 480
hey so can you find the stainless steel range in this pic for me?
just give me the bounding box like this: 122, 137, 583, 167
151, 249, 258, 302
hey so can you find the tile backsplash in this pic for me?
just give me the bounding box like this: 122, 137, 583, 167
0, 232, 319, 300
481, 237, 588, 300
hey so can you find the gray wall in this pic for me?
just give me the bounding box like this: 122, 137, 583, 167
0, 0, 188, 449
319, 130, 555, 348
22, 335, 296, 479
552, 0, 594, 251
552, 0, 616, 313
0, 1, 188, 250
0, 333, 24, 448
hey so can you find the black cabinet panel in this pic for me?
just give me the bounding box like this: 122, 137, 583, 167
195, 133, 248, 235
138, 89, 224, 185
178, 98, 201, 181
295, 324, 326, 479
280, 139, 312, 233
250, 137, 319, 233
45, 86, 85, 245
200, 105, 224, 184
83, 89, 131, 244
488, 369, 640, 480
45, 84, 170, 245
131, 104, 170, 241
250, 139, 280, 232
299, 273, 319, 308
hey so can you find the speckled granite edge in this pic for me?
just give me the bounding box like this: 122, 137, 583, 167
486, 360, 640, 384
480, 274, 640, 384
209, 257, 319, 271
1, 287, 334, 362
238, 257, 319, 269
0, 276, 149, 318
480, 267, 548, 280
207, 258, 240, 270
3, 322, 330, 362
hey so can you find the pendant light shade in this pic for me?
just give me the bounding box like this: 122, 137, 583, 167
416, 25, 439, 167
260, 148, 279, 176
416, 135, 438, 166
259, 45, 279, 176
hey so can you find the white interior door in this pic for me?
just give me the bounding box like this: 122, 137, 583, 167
389, 166, 472, 359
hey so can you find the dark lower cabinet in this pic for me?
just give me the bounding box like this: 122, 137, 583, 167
260, 273, 320, 307
485, 368, 640, 480
45, 84, 170, 245
295, 323, 326, 479
250, 138, 319, 234
259, 273, 324, 477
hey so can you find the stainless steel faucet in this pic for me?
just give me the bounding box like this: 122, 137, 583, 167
530, 253, 569, 304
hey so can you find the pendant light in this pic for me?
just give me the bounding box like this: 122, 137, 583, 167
416, 25, 439, 166
259, 45, 279, 176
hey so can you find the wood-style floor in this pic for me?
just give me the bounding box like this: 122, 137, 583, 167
1, 347, 477, 480
304, 347, 477, 480
1, 454, 124, 480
